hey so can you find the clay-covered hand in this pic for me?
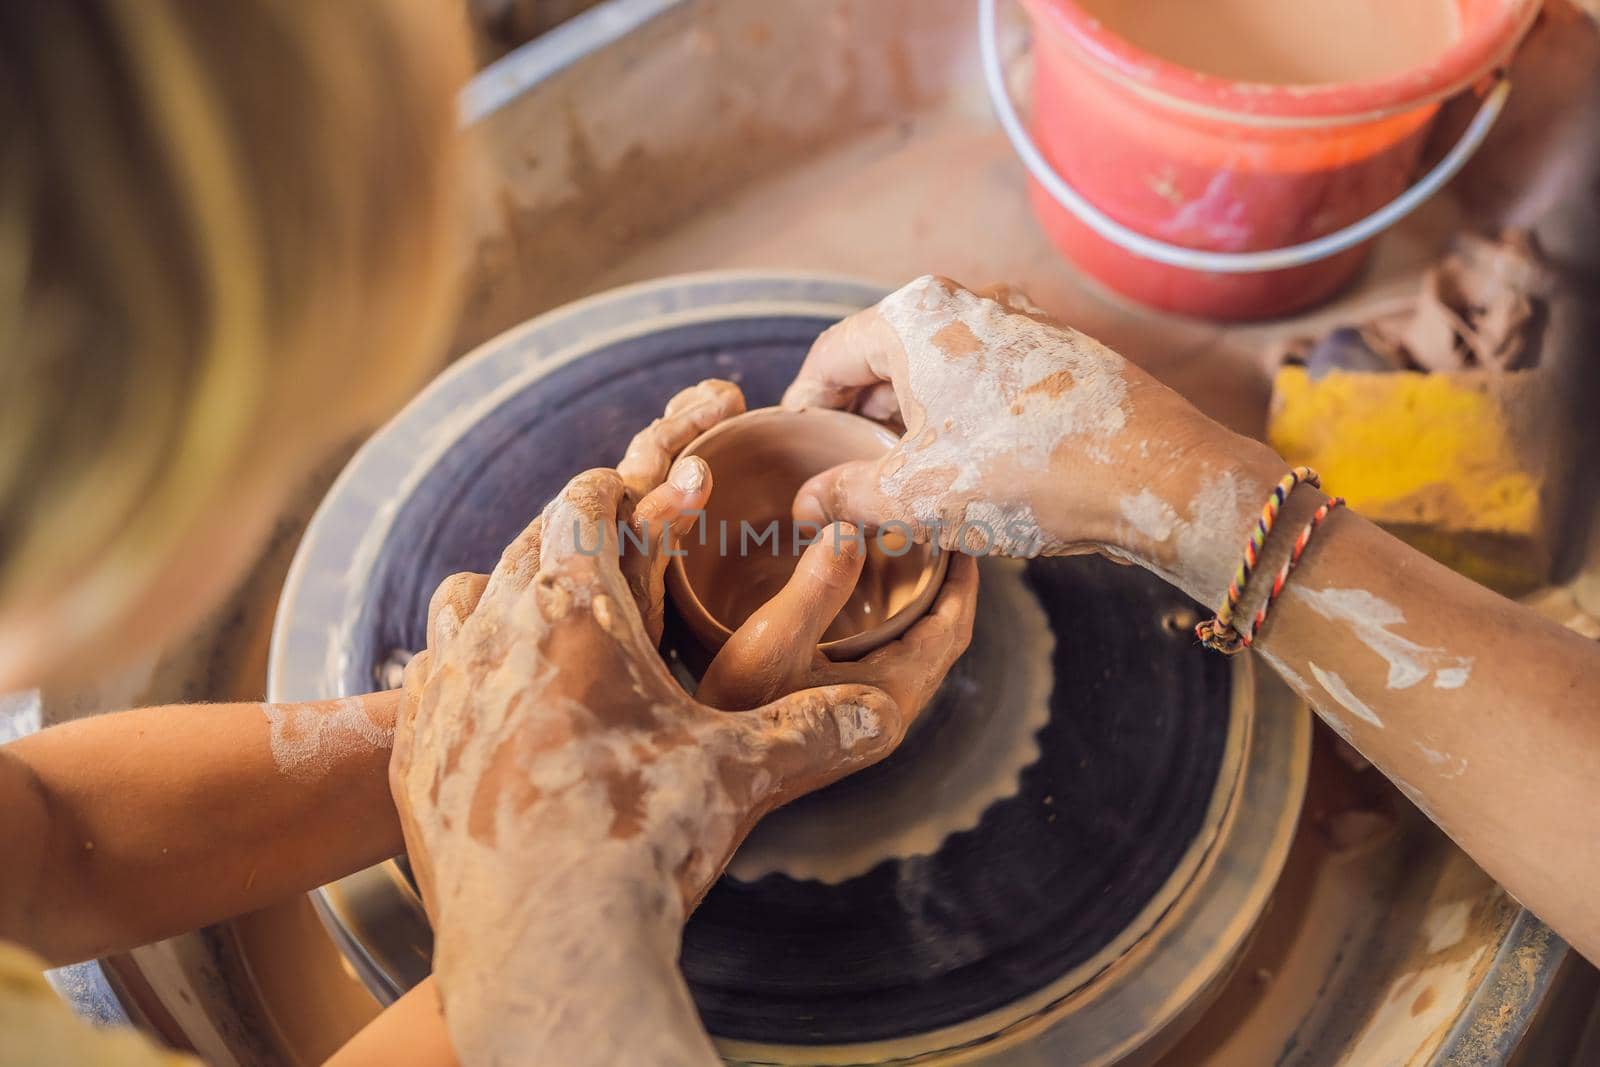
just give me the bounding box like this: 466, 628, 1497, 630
782, 276, 1285, 601
408, 378, 744, 661
617, 379, 747, 641
391, 469, 924, 1066
697, 522, 979, 715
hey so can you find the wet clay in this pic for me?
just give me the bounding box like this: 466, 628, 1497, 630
670, 408, 939, 657
1076, 0, 1462, 85
1265, 234, 1553, 376
702, 517, 881, 640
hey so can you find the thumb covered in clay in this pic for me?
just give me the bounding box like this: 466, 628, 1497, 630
697, 522, 866, 710
791, 458, 905, 534
736, 682, 905, 803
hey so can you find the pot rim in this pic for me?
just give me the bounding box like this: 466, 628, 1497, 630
665, 406, 950, 661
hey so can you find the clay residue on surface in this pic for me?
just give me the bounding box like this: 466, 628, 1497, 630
1268, 233, 1553, 376
259, 697, 393, 781
1075, 0, 1460, 85
931, 320, 983, 358
1155, 736, 1516, 1067
1168, 467, 1264, 607
1338, 880, 1523, 1067
1341, 945, 1488, 1065
453, 0, 959, 355
383, 443, 984, 1064
1445, 921, 1561, 1064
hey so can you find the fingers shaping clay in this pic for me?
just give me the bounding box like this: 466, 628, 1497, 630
667, 407, 946, 660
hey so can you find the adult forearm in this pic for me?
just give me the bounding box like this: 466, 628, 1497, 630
1249, 508, 1600, 961
778, 275, 1600, 962
2, 692, 402, 964
1115, 437, 1600, 962
431, 858, 720, 1067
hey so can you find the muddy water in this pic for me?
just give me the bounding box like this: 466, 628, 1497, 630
1075, 0, 1462, 85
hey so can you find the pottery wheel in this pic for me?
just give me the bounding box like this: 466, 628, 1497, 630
683, 551, 1229, 1046
270, 274, 1309, 1065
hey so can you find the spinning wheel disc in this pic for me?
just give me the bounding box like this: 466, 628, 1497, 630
683, 554, 1234, 1046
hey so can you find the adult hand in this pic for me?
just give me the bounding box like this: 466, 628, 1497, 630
391, 469, 937, 1064
393, 467, 919, 907
782, 275, 1286, 607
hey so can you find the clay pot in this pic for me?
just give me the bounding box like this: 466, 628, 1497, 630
666, 407, 948, 660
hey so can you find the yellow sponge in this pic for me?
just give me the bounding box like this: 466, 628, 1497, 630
1268, 367, 1552, 594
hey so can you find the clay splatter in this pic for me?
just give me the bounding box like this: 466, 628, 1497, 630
874, 275, 1129, 543
1422, 900, 1473, 953
1308, 661, 1384, 728
1120, 489, 1180, 543
832, 704, 882, 749
1291, 586, 1474, 691
261, 698, 392, 781
1415, 741, 1468, 779
1172, 468, 1262, 602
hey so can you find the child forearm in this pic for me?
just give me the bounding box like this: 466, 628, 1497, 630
0, 691, 402, 965
325, 978, 459, 1067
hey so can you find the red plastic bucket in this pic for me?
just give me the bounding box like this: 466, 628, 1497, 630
1008, 0, 1540, 320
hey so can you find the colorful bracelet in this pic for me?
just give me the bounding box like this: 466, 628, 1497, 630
1194, 466, 1324, 654
1238, 495, 1345, 647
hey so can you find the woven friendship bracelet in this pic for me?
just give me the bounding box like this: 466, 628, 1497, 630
1238, 495, 1345, 648
1194, 466, 1322, 653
